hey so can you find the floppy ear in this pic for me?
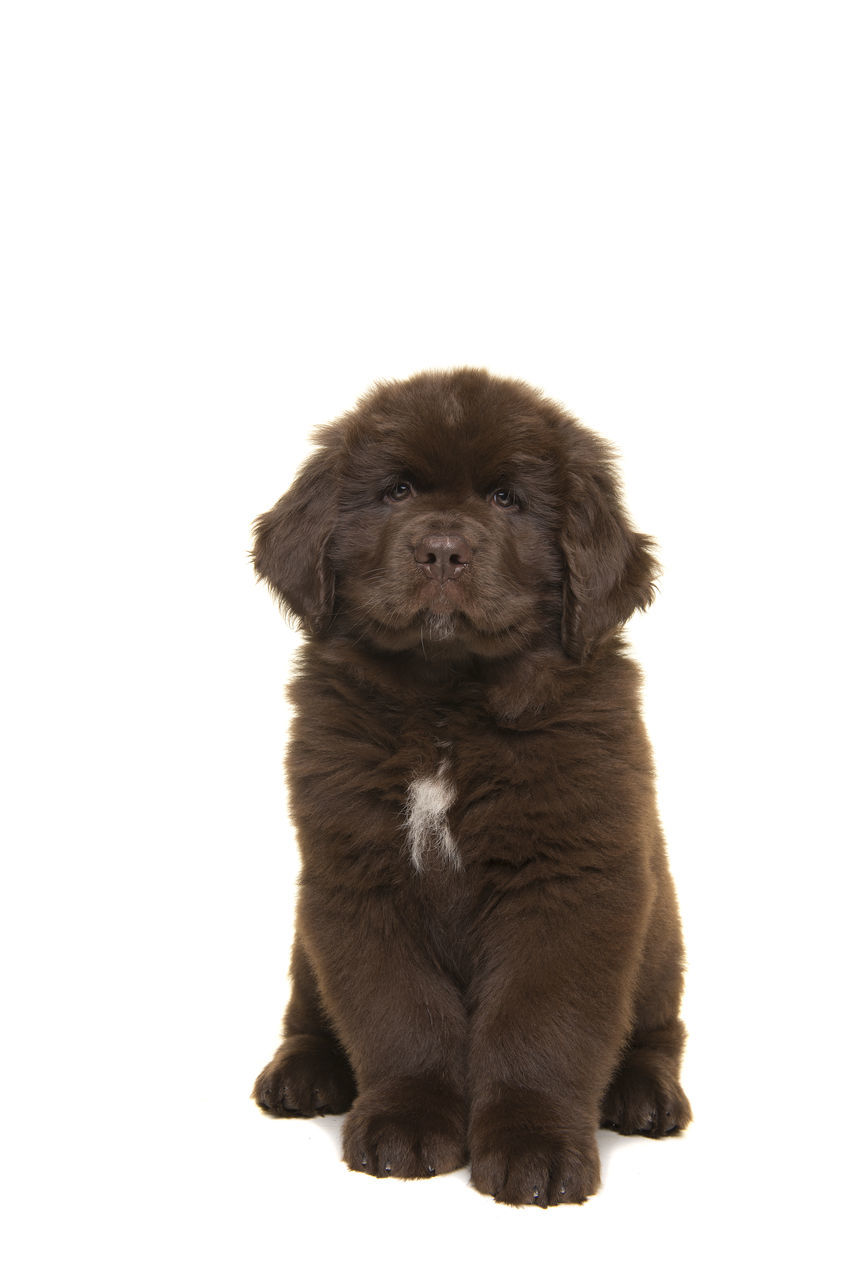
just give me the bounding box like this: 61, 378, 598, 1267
560, 457, 659, 662
252, 445, 337, 634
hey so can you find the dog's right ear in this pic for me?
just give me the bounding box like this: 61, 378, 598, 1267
252, 442, 338, 634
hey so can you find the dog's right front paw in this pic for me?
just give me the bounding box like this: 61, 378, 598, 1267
342, 1078, 467, 1179
252, 1034, 356, 1117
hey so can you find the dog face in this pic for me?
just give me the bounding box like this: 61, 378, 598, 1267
253, 369, 657, 661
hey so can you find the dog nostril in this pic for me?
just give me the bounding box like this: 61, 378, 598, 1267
414, 534, 472, 581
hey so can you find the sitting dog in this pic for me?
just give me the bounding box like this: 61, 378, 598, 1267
251, 368, 690, 1206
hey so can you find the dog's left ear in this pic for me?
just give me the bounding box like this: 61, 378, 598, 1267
560, 452, 659, 662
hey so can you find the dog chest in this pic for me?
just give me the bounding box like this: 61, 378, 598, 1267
403, 759, 460, 873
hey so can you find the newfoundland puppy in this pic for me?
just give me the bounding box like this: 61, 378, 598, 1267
251, 368, 690, 1206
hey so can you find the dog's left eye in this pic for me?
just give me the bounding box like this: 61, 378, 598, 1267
385, 480, 414, 503
491, 488, 518, 509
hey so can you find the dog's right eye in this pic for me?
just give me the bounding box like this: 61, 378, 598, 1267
385, 481, 414, 503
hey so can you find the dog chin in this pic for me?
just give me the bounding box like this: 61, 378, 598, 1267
422, 611, 458, 641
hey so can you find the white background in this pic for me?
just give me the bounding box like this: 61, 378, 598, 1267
2, 2, 851, 1276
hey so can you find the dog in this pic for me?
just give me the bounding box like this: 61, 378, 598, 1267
251, 368, 690, 1206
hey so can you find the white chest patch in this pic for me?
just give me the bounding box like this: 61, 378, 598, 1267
404, 760, 460, 872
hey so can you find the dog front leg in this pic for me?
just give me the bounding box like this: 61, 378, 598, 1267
468, 872, 649, 1206
298, 882, 470, 1180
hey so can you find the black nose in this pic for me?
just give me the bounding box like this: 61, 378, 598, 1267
414, 534, 472, 582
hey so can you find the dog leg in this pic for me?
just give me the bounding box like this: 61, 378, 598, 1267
600, 1020, 692, 1137
252, 936, 356, 1117
294, 886, 470, 1180
601, 855, 692, 1137
467, 874, 648, 1206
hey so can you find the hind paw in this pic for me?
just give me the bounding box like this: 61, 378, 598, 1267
601, 1067, 691, 1138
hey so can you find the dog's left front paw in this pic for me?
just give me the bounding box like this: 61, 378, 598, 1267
469, 1095, 600, 1207
342, 1078, 467, 1180
469, 1131, 600, 1207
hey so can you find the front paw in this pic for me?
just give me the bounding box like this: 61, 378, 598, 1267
252, 1034, 356, 1117
469, 1093, 600, 1207
342, 1078, 467, 1180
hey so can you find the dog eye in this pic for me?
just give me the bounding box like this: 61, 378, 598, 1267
491, 488, 518, 509
385, 480, 414, 503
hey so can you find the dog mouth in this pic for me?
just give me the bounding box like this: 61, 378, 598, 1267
343, 557, 539, 654
416, 577, 466, 612
414, 581, 474, 639
367, 591, 528, 651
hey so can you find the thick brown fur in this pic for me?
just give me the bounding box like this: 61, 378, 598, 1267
251, 368, 690, 1206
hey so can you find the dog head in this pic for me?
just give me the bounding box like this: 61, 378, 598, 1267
253, 369, 657, 662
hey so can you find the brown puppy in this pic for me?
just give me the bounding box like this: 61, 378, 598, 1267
251, 368, 690, 1206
